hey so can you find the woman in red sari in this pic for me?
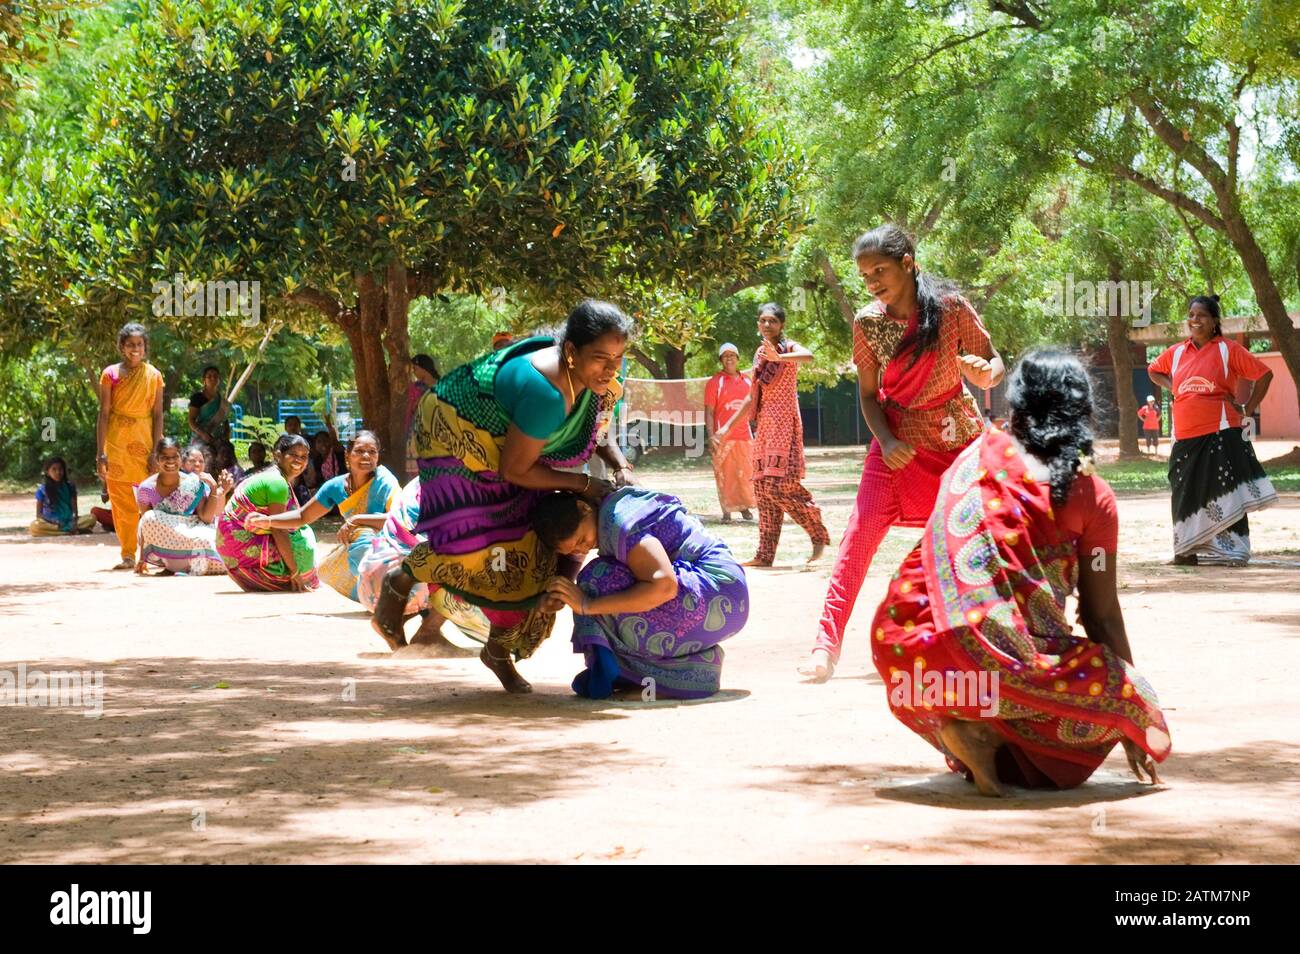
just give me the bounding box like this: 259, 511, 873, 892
807, 225, 1004, 681
871, 350, 1170, 795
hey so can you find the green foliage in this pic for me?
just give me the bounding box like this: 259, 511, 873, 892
0, 344, 99, 478
0, 1, 88, 112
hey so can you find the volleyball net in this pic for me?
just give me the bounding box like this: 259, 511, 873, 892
614, 376, 714, 459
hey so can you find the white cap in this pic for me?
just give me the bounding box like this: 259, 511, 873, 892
1147, 394, 1156, 401
718, 342, 739, 358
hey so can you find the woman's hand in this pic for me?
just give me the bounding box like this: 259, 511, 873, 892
245, 512, 270, 531
539, 593, 565, 614
759, 340, 781, 362
611, 465, 636, 488
337, 521, 357, 545
96, 456, 109, 482
545, 576, 585, 613
198, 471, 216, 490
289, 570, 309, 593
583, 476, 615, 504
959, 353, 995, 388
708, 433, 722, 454
217, 471, 235, 495
1121, 737, 1162, 785
134, 559, 149, 576
881, 437, 916, 470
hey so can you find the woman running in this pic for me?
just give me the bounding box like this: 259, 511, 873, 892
713, 303, 830, 567
807, 224, 1003, 682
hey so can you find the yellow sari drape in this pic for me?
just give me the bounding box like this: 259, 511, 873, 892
102, 362, 163, 483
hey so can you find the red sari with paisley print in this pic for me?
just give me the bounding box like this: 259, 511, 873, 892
870, 427, 1172, 789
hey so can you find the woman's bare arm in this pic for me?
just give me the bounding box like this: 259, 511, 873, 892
500, 425, 595, 493
584, 537, 678, 615
1076, 555, 1134, 664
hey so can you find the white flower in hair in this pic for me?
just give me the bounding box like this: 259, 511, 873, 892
1077, 451, 1097, 476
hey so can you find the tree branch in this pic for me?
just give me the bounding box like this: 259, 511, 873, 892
1128, 89, 1228, 192
289, 286, 357, 327
884, 27, 1003, 84
1074, 154, 1225, 231
988, 0, 1043, 28
629, 346, 665, 379
815, 248, 857, 323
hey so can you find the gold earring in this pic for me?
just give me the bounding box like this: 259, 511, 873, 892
567, 355, 574, 368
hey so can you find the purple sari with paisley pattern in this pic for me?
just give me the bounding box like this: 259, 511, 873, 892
573, 488, 748, 699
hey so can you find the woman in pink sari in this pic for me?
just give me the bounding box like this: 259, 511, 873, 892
807, 224, 1004, 681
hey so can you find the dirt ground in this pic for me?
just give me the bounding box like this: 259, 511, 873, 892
1, 443, 1298, 864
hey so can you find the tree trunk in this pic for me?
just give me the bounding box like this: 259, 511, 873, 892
663, 346, 686, 379
815, 249, 857, 323
1219, 205, 1300, 413
381, 261, 413, 475
1105, 258, 1142, 461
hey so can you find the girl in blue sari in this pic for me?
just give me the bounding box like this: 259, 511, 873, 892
245, 430, 400, 602
30, 457, 96, 535
533, 487, 749, 699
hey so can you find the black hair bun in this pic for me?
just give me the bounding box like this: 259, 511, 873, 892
1210, 294, 1220, 302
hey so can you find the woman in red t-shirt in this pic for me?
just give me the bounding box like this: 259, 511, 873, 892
870, 350, 1170, 795
1147, 295, 1277, 566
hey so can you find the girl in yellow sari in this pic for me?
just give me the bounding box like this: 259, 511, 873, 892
96, 322, 164, 569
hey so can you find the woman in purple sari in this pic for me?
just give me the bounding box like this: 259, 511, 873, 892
534, 487, 749, 699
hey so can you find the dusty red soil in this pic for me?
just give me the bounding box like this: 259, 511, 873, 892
1, 446, 1297, 863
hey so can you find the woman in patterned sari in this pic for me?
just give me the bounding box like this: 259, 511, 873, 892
135, 438, 231, 575
215, 434, 319, 591
535, 487, 748, 700
713, 303, 830, 566
871, 350, 1170, 796
807, 224, 1004, 683
96, 323, 165, 569
355, 476, 492, 654
246, 431, 400, 602
372, 300, 635, 693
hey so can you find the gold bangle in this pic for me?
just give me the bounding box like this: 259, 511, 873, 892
582, 474, 591, 495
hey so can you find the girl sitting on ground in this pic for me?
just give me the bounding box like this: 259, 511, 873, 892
30, 456, 96, 536
135, 437, 231, 576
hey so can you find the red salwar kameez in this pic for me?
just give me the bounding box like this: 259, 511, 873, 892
750, 340, 829, 564
815, 296, 991, 660
870, 427, 1172, 788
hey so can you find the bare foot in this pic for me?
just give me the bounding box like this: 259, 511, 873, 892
112, 558, 134, 571
371, 568, 412, 651
797, 648, 835, 683
406, 614, 478, 657
806, 543, 826, 564
938, 721, 1005, 797
480, 645, 532, 694
370, 616, 406, 652
741, 558, 773, 568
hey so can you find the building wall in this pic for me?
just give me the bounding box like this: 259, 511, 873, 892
1254, 353, 1300, 439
